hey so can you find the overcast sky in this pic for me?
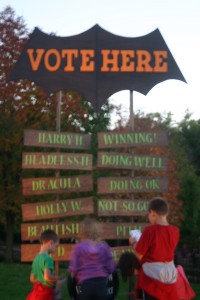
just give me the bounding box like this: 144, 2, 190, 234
1, 0, 199, 126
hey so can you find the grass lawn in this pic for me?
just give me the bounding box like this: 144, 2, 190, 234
0, 262, 199, 299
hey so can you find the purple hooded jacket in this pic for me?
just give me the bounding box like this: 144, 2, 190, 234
69, 240, 115, 284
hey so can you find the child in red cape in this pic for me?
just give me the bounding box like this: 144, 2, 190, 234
130, 197, 180, 300
118, 252, 195, 300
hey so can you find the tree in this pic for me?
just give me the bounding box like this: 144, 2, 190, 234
0, 6, 115, 262
0, 6, 57, 262
170, 113, 200, 246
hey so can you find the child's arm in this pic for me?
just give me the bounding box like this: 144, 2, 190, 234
129, 237, 144, 261
44, 269, 57, 285
44, 269, 67, 286
30, 273, 38, 284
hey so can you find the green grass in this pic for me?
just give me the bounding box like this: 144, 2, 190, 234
0, 262, 199, 299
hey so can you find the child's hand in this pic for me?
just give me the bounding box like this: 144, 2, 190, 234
129, 237, 137, 246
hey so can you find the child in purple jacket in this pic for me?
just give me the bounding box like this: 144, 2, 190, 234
69, 218, 115, 300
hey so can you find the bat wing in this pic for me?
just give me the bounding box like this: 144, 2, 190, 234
96, 26, 186, 111
7, 25, 186, 113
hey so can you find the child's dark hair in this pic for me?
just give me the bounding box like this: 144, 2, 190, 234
40, 229, 59, 244
148, 197, 169, 215
118, 252, 140, 282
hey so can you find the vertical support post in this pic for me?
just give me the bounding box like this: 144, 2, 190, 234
55, 91, 62, 276
56, 91, 62, 133
129, 90, 135, 300
130, 90, 134, 132
56, 90, 62, 200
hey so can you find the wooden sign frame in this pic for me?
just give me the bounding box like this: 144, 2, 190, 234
21, 244, 134, 262
21, 222, 146, 241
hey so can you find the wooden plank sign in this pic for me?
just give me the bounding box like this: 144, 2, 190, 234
112, 246, 135, 262
98, 152, 167, 171
22, 152, 93, 170
21, 221, 83, 241
22, 197, 94, 221
21, 244, 134, 262
101, 222, 146, 239
21, 244, 74, 262
98, 131, 168, 149
98, 199, 148, 216
98, 176, 168, 194
21, 222, 146, 241
22, 175, 93, 196
24, 129, 91, 149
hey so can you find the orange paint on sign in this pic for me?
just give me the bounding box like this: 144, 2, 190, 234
27, 48, 168, 73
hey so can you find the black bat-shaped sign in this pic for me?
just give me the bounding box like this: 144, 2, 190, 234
7, 24, 186, 112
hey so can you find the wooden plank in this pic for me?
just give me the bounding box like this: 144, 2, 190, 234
24, 129, 91, 149
101, 222, 146, 239
21, 244, 134, 262
21, 222, 146, 241
98, 176, 168, 194
22, 197, 94, 221
98, 199, 148, 216
21, 244, 74, 262
112, 246, 135, 262
97, 152, 167, 171
98, 131, 168, 149
22, 175, 93, 196
22, 152, 93, 170
21, 221, 83, 241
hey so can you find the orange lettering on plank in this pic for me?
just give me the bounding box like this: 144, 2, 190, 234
44, 49, 61, 72
120, 50, 135, 72
62, 49, 78, 72
101, 50, 119, 72
27, 49, 45, 71
80, 50, 95, 71
153, 51, 168, 72
136, 50, 153, 72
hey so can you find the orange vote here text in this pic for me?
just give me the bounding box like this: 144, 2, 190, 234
27, 49, 168, 73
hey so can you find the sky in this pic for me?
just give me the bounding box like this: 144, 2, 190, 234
1, 0, 200, 126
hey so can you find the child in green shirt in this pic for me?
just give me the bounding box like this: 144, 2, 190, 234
26, 229, 65, 300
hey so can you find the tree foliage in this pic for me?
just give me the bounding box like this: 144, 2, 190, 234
140, 112, 200, 247
1, 6, 200, 261
0, 6, 115, 261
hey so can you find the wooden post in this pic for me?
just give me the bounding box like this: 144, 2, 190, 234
129, 90, 135, 300
55, 91, 62, 276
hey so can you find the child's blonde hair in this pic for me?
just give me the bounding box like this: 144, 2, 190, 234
83, 218, 102, 241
